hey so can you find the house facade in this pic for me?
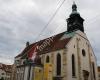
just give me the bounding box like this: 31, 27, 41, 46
0, 63, 12, 80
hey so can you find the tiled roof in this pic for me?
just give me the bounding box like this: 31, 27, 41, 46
0, 63, 12, 73
38, 38, 71, 54
15, 31, 72, 58
15, 32, 65, 58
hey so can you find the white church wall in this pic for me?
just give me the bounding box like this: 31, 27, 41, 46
65, 31, 98, 80
76, 31, 98, 80
76, 34, 90, 80
89, 45, 98, 80
78, 32, 98, 80
66, 35, 79, 80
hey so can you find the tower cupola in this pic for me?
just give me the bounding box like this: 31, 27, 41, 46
67, 2, 84, 32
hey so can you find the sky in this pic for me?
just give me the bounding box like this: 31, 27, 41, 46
0, 0, 100, 65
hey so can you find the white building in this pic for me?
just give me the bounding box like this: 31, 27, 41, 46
0, 68, 6, 80
0, 63, 12, 80
14, 3, 98, 80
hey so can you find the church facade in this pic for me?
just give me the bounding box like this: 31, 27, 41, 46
14, 3, 98, 80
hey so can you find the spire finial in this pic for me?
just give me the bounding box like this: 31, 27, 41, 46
72, 1, 77, 12
73, 1, 75, 4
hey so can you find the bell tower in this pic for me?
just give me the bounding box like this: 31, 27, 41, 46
67, 2, 84, 32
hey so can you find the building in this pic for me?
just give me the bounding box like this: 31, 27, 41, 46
0, 63, 12, 80
98, 66, 100, 80
0, 63, 6, 80
10, 64, 16, 80
14, 3, 98, 80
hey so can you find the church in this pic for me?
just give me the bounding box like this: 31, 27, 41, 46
14, 3, 98, 80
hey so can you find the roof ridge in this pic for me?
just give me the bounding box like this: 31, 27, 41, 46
16, 31, 74, 58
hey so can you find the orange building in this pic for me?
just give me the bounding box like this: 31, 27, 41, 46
98, 66, 100, 80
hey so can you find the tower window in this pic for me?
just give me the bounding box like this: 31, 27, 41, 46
46, 56, 50, 63
56, 53, 61, 76
72, 54, 76, 76
82, 49, 86, 56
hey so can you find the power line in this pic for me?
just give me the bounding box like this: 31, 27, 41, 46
34, 0, 66, 42
20, 0, 67, 59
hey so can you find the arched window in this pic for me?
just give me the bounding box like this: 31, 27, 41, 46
46, 56, 50, 63
82, 49, 86, 56
92, 62, 96, 80
56, 54, 61, 76
72, 54, 76, 76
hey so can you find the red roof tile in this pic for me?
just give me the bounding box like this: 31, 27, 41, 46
0, 63, 12, 73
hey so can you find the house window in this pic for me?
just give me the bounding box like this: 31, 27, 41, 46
56, 53, 61, 76
46, 56, 50, 63
82, 49, 86, 56
72, 54, 76, 76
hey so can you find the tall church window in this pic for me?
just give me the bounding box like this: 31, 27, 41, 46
92, 62, 96, 80
82, 49, 86, 56
46, 56, 50, 63
56, 53, 61, 76
72, 54, 76, 76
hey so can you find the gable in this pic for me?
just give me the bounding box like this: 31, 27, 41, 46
75, 30, 88, 40
60, 31, 75, 40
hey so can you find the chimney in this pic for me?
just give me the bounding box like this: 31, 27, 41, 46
26, 41, 30, 47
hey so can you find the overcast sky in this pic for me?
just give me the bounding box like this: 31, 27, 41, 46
0, 0, 100, 65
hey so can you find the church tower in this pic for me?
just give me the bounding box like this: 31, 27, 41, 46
67, 2, 84, 32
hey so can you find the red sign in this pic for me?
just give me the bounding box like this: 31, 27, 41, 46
28, 44, 38, 61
